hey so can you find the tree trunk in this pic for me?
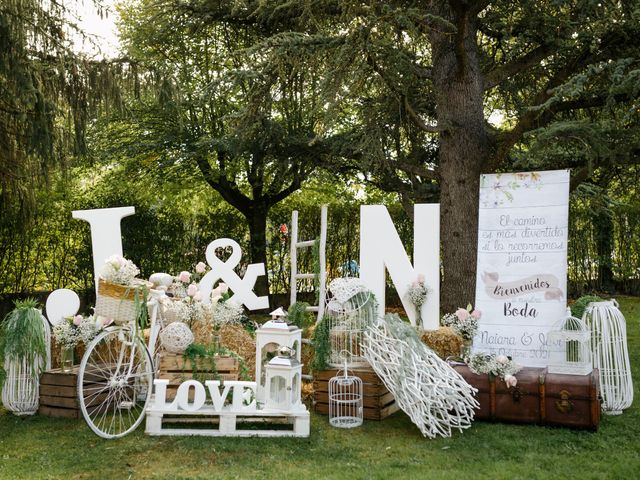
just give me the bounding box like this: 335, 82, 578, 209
243, 203, 271, 305
430, 11, 490, 312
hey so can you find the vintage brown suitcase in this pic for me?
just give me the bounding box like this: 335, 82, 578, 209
452, 364, 601, 430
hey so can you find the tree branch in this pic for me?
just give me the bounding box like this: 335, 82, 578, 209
484, 43, 554, 90
404, 97, 443, 134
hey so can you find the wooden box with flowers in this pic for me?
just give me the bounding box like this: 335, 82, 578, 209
451, 362, 601, 430
157, 348, 241, 401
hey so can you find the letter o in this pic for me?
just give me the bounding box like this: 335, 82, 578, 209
176, 380, 206, 412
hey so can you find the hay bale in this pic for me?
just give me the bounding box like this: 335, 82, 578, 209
301, 341, 315, 375
419, 326, 463, 359
301, 380, 314, 404
220, 324, 256, 380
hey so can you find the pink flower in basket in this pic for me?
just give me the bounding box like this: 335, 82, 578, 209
178, 271, 191, 283
195, 262, 207, 274
455, 308, 470, 321
218, 282, 229, 294
73, 314, 83, 326
471, 309, 482, 319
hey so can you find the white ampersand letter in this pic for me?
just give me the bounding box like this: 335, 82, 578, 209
198, 238, 269, 310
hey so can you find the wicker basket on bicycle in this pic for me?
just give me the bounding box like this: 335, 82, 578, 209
95, 278, 152, 325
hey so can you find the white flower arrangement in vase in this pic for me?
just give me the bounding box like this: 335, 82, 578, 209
441, 304, 481, 358
53, 314, 110, 371
406, 274, 429, 322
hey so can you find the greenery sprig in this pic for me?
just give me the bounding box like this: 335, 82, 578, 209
571, 294, 605, 319
310, 316, 331, 372
182, 343, 250, 381
0, 299, 48, 386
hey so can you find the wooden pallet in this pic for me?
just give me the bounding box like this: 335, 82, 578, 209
146, 406, 310, 437
157, 353, 239, 400
313, 367, 399, 421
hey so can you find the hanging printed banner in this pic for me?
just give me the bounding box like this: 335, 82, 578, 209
473, 170, 569, 367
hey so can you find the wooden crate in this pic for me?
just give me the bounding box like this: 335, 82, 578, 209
313, 367, 399, 421
157, 353, 239, 400
39, 367, 81, 418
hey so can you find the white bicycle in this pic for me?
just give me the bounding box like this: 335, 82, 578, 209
77, 292, 164, 439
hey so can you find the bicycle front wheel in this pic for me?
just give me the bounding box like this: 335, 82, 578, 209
78, 328, 154, 439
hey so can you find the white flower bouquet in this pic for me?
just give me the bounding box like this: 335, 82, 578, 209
100, 254, 140, 286
467, 352, 522, 387
441, 304, 481, 341
53, 314, 109, 349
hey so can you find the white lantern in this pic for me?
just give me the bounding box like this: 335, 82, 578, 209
264, 347, 303, 412
255, 319, 301, 405
583, 300, 633, 415
547, 308, 592, 375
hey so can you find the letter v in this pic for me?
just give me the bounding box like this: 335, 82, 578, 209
205, 381, 232, 411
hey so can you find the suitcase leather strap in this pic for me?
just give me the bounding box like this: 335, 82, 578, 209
539, 372, 546, 424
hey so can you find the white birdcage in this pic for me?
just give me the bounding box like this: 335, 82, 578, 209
547, 308, 592, 375
583, 300, 633, 415
324, 278, 377, 368
1, 314, 51, 415
329, 356, 363, 428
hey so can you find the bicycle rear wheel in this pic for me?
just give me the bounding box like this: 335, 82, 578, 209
78, 328, 153, 438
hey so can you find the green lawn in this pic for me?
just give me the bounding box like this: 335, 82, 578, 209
1, 299, 639, 480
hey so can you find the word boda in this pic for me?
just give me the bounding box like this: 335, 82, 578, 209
503, 302, 539, 318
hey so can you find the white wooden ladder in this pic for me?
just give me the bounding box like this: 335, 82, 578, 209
289, 205, 327, 322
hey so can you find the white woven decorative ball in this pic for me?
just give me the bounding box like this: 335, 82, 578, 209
160, 321, 194, 353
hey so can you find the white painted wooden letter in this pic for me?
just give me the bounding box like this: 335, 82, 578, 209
72, 206, 135, 294
359, 204, 440, 329
176, 380, 206, 412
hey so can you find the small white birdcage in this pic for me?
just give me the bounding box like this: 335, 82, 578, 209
547, 308, 592, 375
583, 300, 633, 415
324, 278, 377, 367
329, 356, 363, 428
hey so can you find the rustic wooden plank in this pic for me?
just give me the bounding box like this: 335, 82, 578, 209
313, 368, 383, 384
40, 395, 78, 409
40, 384, 76, 398
159, 354, 238, 372
313, 381, 389, 396
158, 371, 239, 384
314, 390, 395, 409
41, 370, 79, 386
38, 405, 79, 419
313, 401, 398, 421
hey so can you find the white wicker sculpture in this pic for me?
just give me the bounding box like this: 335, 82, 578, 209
547, 308, 592, 375
329, 356, 363, 429
325, 278, 376, 367
583, 300, 633, 414
159, 321, 194, 354
1, 314, 51, 415
364, 314, 478, 438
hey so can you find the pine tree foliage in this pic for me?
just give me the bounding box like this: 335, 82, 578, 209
167, 0, 640, 308
0, 0, 123, 221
